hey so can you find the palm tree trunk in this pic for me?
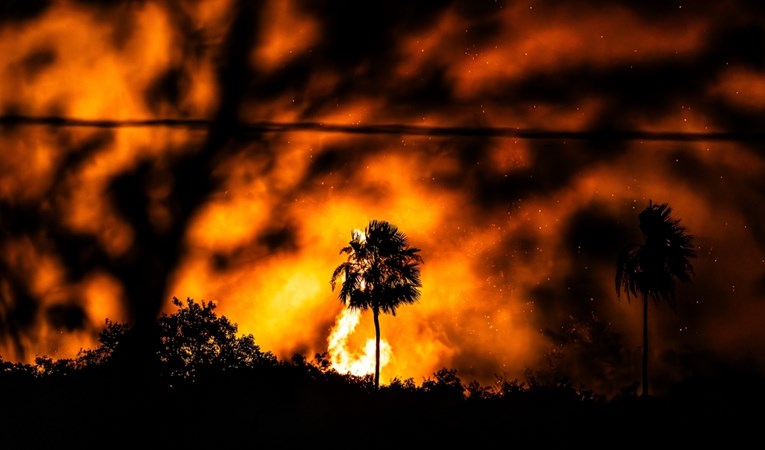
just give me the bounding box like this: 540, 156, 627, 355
373, 306, 381, 389
642, 291, 649, 398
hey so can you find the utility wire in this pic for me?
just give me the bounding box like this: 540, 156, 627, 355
2, 114, 764, 142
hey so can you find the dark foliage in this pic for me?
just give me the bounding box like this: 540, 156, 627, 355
0, 296, 758, 449
616, 200, 696, 308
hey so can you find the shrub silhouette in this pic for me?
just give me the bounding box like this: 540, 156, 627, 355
0, 293, 757, 448
66, 296, 276, 383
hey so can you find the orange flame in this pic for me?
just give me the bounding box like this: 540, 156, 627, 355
2, 1, 765, 397
327, 308, 392, 378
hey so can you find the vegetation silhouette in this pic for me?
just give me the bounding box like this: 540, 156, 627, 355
0, 295, 760, 448
2, 9, 763, 444
330, 220, 423, 389
616, 200, 696, 397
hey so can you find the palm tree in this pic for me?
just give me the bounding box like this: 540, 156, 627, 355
616, 200, 696, 397
330, 219, 423, 389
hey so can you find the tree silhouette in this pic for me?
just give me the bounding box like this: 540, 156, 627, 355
74, 296, 275, 381
155, 297, 275, 381
331, 220, 423, 389
615, 200, 696, 397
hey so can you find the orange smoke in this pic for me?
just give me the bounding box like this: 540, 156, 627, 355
1, 1, 764, 397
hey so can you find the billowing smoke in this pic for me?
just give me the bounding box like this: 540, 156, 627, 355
1, 0, 764, 396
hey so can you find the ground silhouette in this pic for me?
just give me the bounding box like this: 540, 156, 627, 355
0, 297, 759, 449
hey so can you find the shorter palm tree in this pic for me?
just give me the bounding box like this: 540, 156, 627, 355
331, 220, 423, 389
616, 200, 696, 397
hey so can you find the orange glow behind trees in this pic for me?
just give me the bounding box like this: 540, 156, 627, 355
1, 1, 764, 396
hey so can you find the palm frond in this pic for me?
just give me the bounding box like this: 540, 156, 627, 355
339, 245, 353, 255
331, 219, 423, 315
615, 244, 641, 302
330, 262, 349, 291
340, 270, 362, 306
618, 201, 696, 306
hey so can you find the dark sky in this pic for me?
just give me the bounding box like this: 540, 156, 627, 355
1, 0, 764, 396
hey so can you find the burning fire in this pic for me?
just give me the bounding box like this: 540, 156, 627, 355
327, 308, 391, 377
1, 1, 765, 397
326, 226, 389, 379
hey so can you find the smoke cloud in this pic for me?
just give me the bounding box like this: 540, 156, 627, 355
1, 0, 764, 396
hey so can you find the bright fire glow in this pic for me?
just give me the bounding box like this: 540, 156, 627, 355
327, 308, 391, 377
352, 229, 367, 244
1, 1, 764, 397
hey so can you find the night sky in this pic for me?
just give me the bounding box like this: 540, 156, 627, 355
1, 0, 764, 397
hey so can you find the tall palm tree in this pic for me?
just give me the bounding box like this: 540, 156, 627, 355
331, 219, 423, 389
616, 200, 696, 397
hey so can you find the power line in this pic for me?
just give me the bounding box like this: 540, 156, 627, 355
2, 114, 764, 142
